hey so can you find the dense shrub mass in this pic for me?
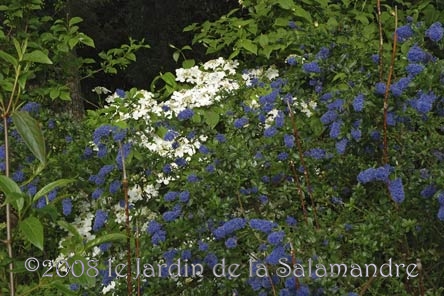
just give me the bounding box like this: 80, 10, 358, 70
1, 0, 444, 295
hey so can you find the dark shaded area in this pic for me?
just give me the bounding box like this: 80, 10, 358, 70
65, 0, 238, 100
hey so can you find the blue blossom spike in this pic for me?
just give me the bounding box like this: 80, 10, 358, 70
388, 178, 405, 203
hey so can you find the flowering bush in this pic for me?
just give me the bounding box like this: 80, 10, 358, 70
2, 1, 444, 296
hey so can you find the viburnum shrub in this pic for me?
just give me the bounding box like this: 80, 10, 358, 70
2, 2, 444, 296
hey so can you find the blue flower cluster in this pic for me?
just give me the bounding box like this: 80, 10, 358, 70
93, 210, 108, 232
213, 218, 246, 239
147, 220, 166, 245
357, 165, 392, 183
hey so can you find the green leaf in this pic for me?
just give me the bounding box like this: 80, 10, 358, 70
19, 216, 44, 250
79, 34, 95, 48
0, 50, 18, 67
239, 39, 257, 55
0, 175, 25, 211
172, 51, 180, 62
23, 50, 52, 64
278, 0, 294, 9
69, 16, 83, 27
33, 178, 76, 202
293, 6, 313, 23
182, 59, 195, 69
84, 233, 127, 251
12, 111, 47, 165
204, 111, 220, 128
58, 220, 82, 241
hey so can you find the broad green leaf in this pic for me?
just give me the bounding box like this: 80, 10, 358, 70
69, 16, 83, 26
204, 111, 220, 129
23, 50, 52, 64
79, 34, 95, 48
84, 233, 127, 251
0, 175, 25, 211
0, 175, 22, 196
161, 72, 177, 87
33, 178, 76, 202
258, 34, 269, 48
19, 216, 44, 250
0, 51, 18, 67
239, 39, 257, 55
172, 51, 180, 62
293, 6, 313, 23
182, 59, 195, 69
12, 111, 47, 165
278, 0, 294, 9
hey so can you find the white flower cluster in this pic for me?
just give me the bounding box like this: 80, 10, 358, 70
294, 99, 317, 117
167, 57, 240, 115
241, 65, 279, 86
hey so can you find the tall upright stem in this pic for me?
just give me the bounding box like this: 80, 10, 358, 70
4, 114, 15, 296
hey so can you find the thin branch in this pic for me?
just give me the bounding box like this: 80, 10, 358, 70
383, 6, 398, 165
286, 101, 319, 229
377, 0, 384, 81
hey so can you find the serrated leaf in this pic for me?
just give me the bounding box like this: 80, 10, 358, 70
84, 233, 126, 251
33, 179, 75, 202
12, 111, 47, 165
20, 216, 44, 250
23, 50, 52, 64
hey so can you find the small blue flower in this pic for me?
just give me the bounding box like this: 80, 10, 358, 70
420, 184, 437, 198
163, 208, 181, 222
264, 126, 278, 138
97, 144, 107, 158
437, 191, 444, 205
21, 102, 40, 113
225, 237, 238, 249
286, 56, 297, 66
62, 198, 72, 216
112, 129, 127, 142
371, 54, 380, 64
316, 47, 330, 59
187, 173, 199, 183
303, 62, 321, 73
93, 125, 113, 145
215, 133, 226, 143
164, 191, 179, 202
267, 231, 285, 245
12, 170, 25, 182
99, 243, 112, 252
351, 127, 361, 141
284, 134, 295, 148
179, 191, 190, 203
277, 152, 288, 161
329, 121, 342, 139
288, 21, 297, 29
390, 77, 411, 97
163, 164, 172, 174
199, 145, 210, 154
98, 164, 114, 177
438, 206, 444, 221
69, 284, 80, 291
286, 216, 297, 226
388, 178, 405, 203
375, 82, 386, 95
412, 91, 437, 114
115, 89, 125, 98
352, 94, 365, 112
177, 108, 194, 121
336, 138, 348, 154
405, 64, 424, 77
425, 22, 443, 42
320, 110, 337, 125
250, 219, 277, 233
198, 240, 208, 251
83, 147, 93, 158
109, 180, 121, 194
93, 210, 108, 232
305, 148, 327, 160
147, 220, 162, 235
258, 195, 268, 204
234, 117, 249, 128
206, 164, 215, 173
164, 130, 178, 141
92, 188, 104, 200
407, 44, 427, 63
396, 24, 413, 42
